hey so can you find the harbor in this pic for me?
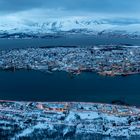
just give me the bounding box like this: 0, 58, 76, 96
0, 45, 140, 76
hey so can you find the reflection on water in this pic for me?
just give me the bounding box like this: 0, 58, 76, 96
0, 70, 140, 106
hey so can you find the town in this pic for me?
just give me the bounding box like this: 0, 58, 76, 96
0, 100, 140, 139
0, 45, 140, 76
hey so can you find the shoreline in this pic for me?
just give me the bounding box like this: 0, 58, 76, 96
0, 45, 140, 77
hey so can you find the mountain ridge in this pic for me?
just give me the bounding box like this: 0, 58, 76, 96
0, 18, 140, 38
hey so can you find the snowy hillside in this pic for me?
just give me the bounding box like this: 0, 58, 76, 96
0, 17, 140, 38
1, 101, 140, 139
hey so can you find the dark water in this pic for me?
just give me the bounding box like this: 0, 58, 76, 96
0, 36, 140, 106
0, 70, 140, 106
0, 35, 140, 49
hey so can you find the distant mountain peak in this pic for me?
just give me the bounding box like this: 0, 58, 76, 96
0, 17, 140, 38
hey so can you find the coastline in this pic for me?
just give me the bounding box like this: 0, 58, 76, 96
0, 45, 140, 139
0, 45, 140, 77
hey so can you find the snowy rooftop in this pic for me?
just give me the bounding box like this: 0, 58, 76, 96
0, 101, 140, 139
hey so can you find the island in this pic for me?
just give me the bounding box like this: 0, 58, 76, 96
0, 45, 140, 76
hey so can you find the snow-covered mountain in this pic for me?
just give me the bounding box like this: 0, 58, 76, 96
1, 17, 140, 38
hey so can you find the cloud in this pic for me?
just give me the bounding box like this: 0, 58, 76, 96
0, 0, 140, 18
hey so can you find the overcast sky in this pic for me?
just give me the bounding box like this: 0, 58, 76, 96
0, 0, 140, 20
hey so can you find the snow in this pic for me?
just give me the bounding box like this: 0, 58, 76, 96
103, 114, 128, 123
65, 111, 77, 122
1, 101, 140, 139
15, 123, 54, 138
77, 111, 99, 120
1, 17, 140, 35
16, 127, 34, 138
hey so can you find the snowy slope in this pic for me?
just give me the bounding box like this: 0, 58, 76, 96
0, 17, 140, 38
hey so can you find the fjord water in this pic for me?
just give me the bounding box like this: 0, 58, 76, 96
0, 70, 140, 106
1, 35, 140, 49
0, 35, 140, 106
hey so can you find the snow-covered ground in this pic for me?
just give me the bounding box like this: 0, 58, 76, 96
0, 17, 140, 38
0, 101, 140, 139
